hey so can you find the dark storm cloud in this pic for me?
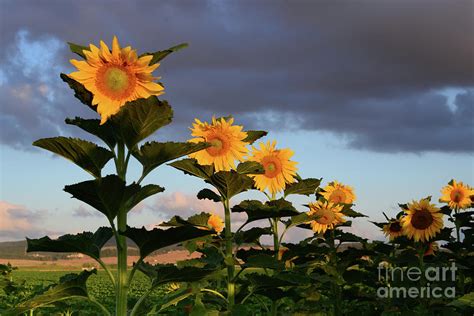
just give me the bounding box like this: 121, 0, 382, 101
0, 0, 472, 152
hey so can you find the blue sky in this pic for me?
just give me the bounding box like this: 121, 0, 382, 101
0, 0, 473, 242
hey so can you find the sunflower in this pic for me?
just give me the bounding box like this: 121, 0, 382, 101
69, 36, 164, 124
307, 200, 346, 234
188, 117, 248, 171
382, 219, 404, 240
207, 214, 224, 234
247, 141, 298, 195
401, 199, 443, 243
321, 181, 356, 204
439, 179, 474, 210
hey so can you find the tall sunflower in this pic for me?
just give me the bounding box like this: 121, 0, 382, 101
307, 200, 346, 234
439, 179, 473, 210
321, 181, 356, 204
188, 117, 248, 171
69, 36, 164, 124
401, 199, 443, 243
247, 141, 298, 195
382, 219, 404, 241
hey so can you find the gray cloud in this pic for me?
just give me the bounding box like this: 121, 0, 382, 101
0, 0, 472, 152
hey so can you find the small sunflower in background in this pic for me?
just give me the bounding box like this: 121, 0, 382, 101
439, 179, 474, 210
69, 36, 164, 124
307, 200, 346, 234
401, 198, 443, 243
188, 117, 248, 171
247, 140, 298, 196
321, 181, 356, 204
382, 219, 404, 241
207, 214, 224, 234
423, 242, 439, 256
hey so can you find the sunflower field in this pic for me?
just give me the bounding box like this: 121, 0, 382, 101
1, 38, 473, 316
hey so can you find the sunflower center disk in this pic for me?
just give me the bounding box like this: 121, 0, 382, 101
411, 209, 434, 230
329, 189, 346, 204
316, 209, 335, 225
96, 65, 136, 100
263, 158, 281, 178
390, 222, 402, 233
450, 189, 464, 203
105, 67, 130, 91
207, 137, 225, 156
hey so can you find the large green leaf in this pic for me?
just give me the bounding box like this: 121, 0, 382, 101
197, 188, 221, 202
122, 225, 214, 258
33, 137, 114, 178
340, 204, 367, 218
243, 130, 267, 144
60, 74, 94, 110
67, 42, 89, 59
4, 270, 96, 316
284, 178, 321, 197
234, 227, 272, 245
26, 227, 113, 261
133, 141, 210, 178
168, 158, 214, 180
207, 171, 254, 199
64, 175, 163, 221
65, 117, 117, 148
160, 212, 212, 228
140, 43, 189, 65
232, 198, 298, 223
110, 96, 173, 149
236, 161, 265, 175
137, 261, 215, 287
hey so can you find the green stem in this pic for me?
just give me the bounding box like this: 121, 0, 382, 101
201, 288, 228, 304
127, 257, 143, 289
115, 140, 128, 316
454, 208, 461, 243
97, 258, 116, 288
329, 230, 341, 316
272, 219, 280, 259
223, 197, 235, 310
130, 287, 154, 316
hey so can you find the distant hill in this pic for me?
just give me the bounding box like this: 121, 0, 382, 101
0, 238, 180, 260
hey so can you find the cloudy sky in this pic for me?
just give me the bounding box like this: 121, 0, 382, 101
0, 0, 473, 242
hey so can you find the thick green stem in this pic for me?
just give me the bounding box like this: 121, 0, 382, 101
272, 219, 280, 259
329, 230, 341, 316
115, 141, 128, 316
223, 197, 235, 310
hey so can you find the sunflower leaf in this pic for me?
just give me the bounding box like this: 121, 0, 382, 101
122, 225, 215, 258
197, 189, 221, 202
60, 74, 95, 110
341, 208, 367, 218
169, 158, 214, 180
64, 175, 163, 221
33, 137, 114, 178
207, 171, 254, 200
110, 96, 173, 149
234, 227, 272, 245
136, 261, 215, 288
133, 141, 210, 178
65, 117, 117, 149
243, 130, 268, 144
236, 161, 265, 175
67, 42, 90, 59
26, 227, 113, 261
140, 43, 189, 65
159, 212, 211, 228
4, 270, 95, 316
284, 178, 322, 197
232, 199, 299, 223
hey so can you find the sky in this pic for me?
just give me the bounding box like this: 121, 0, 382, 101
0, 0, 473, 243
